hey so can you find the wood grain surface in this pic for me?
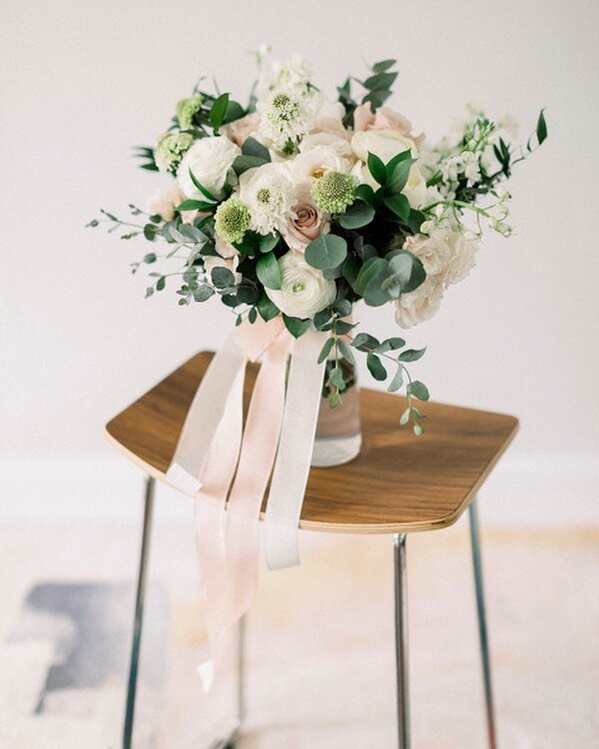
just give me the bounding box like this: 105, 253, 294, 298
106, 351, 518, 534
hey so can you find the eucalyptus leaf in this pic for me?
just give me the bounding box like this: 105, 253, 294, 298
233, 154, 268, 175
256, 292, 280, 321
283, 315, 311, 338
398, 347, 427, 362
387, 250, 426, 293
339, 202, 375, 229
305, 234, 347, 270
388, 368, 404, 392
366, 352, 387, 381
317, 338, 334, 364
241, 137, 271, 162
211, 266, 235, 289
256, 251, 281, 290
408, 380, 430, 401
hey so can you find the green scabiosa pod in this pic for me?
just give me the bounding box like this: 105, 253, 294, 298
214, 198, 251, 244
311, 171, 357, 214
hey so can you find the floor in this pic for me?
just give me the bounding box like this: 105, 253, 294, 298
1, 513, 598, 748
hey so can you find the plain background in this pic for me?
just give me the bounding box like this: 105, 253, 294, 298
1, 0, 598, 524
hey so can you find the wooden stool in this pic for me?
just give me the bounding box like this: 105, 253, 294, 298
106, 351, 518, 749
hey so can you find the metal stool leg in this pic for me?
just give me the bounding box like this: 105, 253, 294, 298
468, 499, 498, 749
123, 475, 156, 749
393, 533, 410, 749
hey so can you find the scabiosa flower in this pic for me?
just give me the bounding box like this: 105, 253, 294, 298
257, 87, 316, 151
155, 131, 194, 173
311, 171, 357, 214
238, 163, 296, 235
176, 94, 203, 130
214, 198, 251, 244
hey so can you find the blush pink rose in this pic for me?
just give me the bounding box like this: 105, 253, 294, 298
223, 112, 260, 146
283, 196, 327, 251
353, 102, 425, 147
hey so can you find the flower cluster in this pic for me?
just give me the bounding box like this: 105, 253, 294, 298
90, 52, 547, 432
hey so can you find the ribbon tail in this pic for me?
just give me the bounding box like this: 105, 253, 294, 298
264, 330, 327, 570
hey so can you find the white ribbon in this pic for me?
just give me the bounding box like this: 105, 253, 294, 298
264, 330, 327, 570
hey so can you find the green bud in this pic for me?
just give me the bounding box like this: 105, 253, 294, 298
176, 94, 203, 130
311, 171, 357, 214
155, 131, 193, 173
214, 198, 251, 244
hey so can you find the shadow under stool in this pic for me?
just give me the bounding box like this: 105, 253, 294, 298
106, 351, 518, 749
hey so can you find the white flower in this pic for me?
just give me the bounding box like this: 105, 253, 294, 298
215, 234, 240, 259
290, 145, 352, 185
256, 87, 318, 150
461, 151, 481, 186
443, 230, 479, 285
204, 254, 241, 285
395, 277, 445, 329
266, 250, 336, 319
258, 56, 312, 98
299, 131, 353, 157
403, 234, 452, 276
146, 182, 185, 222
177, 136, 240, 201
238, 163, 296, 235
351, 129, 418, 163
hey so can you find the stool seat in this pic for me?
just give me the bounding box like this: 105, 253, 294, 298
105, 351, 518, 534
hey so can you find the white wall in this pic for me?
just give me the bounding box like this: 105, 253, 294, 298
1, 1, 598, 521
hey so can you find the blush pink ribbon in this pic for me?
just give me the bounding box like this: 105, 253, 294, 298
166, 316, 326, 688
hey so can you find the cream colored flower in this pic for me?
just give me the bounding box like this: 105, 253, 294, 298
353, 102, 425, 146
403, 234, 452, 276
177, 136, 241, 200
266, 250, 336, 318
351, 128, 418, 163
300, 131, 353, 157
395, 277, 444, 328
238, 163, 296, 235
290, 145, 352, 184
222, 112, 260, 147
443, 230, 479, 285
146, 182, 185, 222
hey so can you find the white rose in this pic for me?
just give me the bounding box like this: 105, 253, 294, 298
443, 230, 479, 285
403, 233, 452, 276
394, 277, 444, 329
266, 250, 336, 319
238, 163, 296, 235
290, 145, 352, 184
204, 254, 241, 285
177, 136, 241, 200
300, 131, 353, 157
351, 128, 417, 163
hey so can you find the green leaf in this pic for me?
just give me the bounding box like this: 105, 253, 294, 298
400, 407, 411, 425
259, 232, 280, 253
236, 283, 260, 305
223, 100, 246, 124
408, 380, 430, 401
355, 184, 376, 204
377, 337, 405, 352
366, 352, 387, 381
143, 253, 157, 263
387, 157, 414, 194
363, 71, 397, 91
388, 368, 404, 392
352, 332, 379, 352
193, 285, 214, 302
256, 251, 281, 290
283, 315, 311, 338
337, 338, 355, 365
363, 89, 392, 110
304, 234, 347, 270
241, 137, 271, 162
383, 194, 410, 222
211, 266, 235, 289
313, 308, 333, 329
143, 224, 157, 241
536, 109, 547, 145
248, 306, 258, 323
367, 152, 387, 186
329, 366, 346, 390
413, 422, 423, 436
233, 154, 268, 175
398, 347, 427, 362
387, 250, 426, 293
342, 254, 361, 287
332, 299, 353, 316
354, 257, 391, 306
317, 338, 334, 363
176, 199, 216, 212
256, 292, 280, 322
189, 170, 218, 202
372, 59, 396, 73
156, 276, 166, 291
209, 93, 229, 131
339, 202, 376, 229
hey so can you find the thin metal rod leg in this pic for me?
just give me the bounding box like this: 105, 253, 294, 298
123, 475, 156, 749
393, 533, 410, 749
468, 499, 497, 749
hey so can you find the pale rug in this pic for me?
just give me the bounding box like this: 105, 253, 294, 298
1, 519, 597, 748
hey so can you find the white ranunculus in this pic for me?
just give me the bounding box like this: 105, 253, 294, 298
299, 131, 353, 157
177, 136, 241, 200
394, 277, 444, 329
238, 163, 296, 235
403, 233, 452, 276
351, 128, 418, 163
266, 251, 336, 319
290, 145, 352, 184
443, 230, 479, 285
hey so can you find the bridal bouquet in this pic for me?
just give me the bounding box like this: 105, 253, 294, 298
90, 50, 547, 433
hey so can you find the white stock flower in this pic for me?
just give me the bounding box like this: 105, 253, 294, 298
290, 145, 352, 184
266, 250, 336, 319
443, 230, 479, 285
238, 163, 296, 235
403, 234, 452, 276
177, 136, 240, 200
395, 277, 445, 329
